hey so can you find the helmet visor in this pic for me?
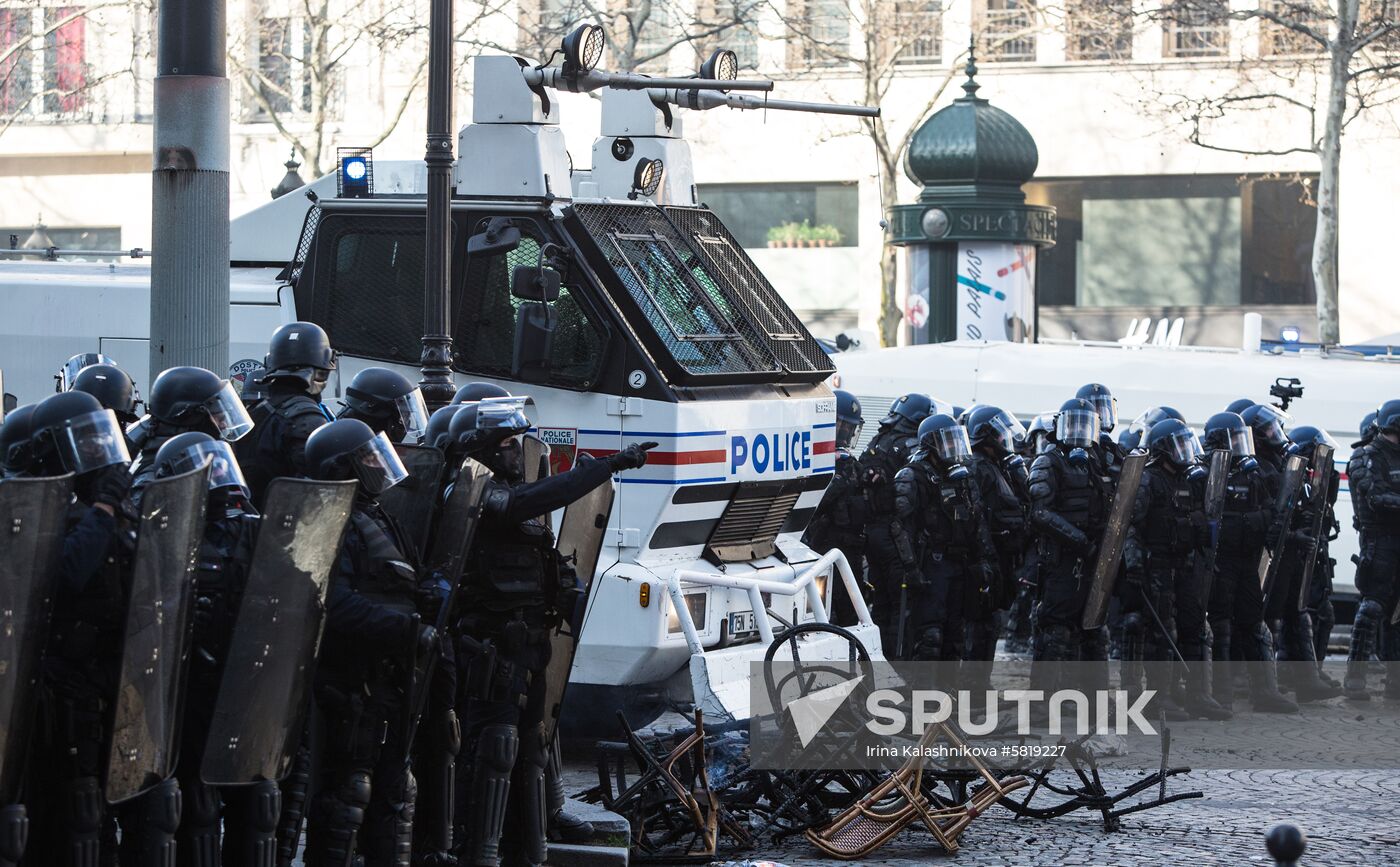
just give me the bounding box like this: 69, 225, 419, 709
162, 439, 250, 495
836, 419, 862, 448
395, 388, 430, 444
351, 431, 409, 495
928, 425, 972, 464
1084, 393, 1117, 432
475, 396, 532, 436
1250, 405, 1291, 447
59, 353, 114, 392
1056, 408, 1098, 448
1159, 428, 1202, 466
59, 409, 131, 474
1223, 426, 1255, 459
205, 382, 256, 441
984, 411, 1027, 454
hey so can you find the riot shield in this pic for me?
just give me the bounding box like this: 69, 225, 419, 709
522, 433, 551, 485
200, 478, 356, 786
542, 478, 616, 744
1196, 449, 1231, 606
105, 463, 210, 804
0, 475, 72, 805
1295, 443, 1336, 612
1081, 452, 1147, 630
1258, 454, 1309, 604
376, 444, 447, 561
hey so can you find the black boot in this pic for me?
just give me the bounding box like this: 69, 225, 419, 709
1210, 619, 1233, 711
1243, 623, 1298, 713
1346, 600, 1382, 700
545, 739, 591, 844
1284, 612, 1342, 702
461, 726, 516, 867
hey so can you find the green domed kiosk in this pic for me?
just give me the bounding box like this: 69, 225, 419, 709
885, 46, 1056, 344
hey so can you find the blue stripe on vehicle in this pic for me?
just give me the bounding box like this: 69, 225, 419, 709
578, 429, 726, 438
618, 476, 730, 485
813, 423, 836, 429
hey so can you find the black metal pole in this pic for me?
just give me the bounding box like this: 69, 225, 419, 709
419, 0, 456, 409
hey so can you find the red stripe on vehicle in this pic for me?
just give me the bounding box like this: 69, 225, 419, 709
579, 447, 727, 466
813, 440, 836, 455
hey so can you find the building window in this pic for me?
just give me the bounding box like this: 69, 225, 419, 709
0, 7, 33, 116
978, 0, 1037, 62
698, 182, 859, 248
1065, 0, 1132, 61
0, 5, 88, 120
892, 0, 943, 65
1025, 174, 1319, 309
247, 13, 312, 120
786, 0, 851, 68
1260, 1, 1326, 56
1360, 0, 1400, 52
1162, 0, 1228, 58
695, 0, 762, 71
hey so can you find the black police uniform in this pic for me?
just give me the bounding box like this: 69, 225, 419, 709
304, 500, 424, 867
802, 444, 867, 624
893, 455, 995, 662
859, 425, 919, 655
238, 388, 330, 508
1349, 434, 1400, 695
456, 457, 616, 867
965, 451, 1026, 671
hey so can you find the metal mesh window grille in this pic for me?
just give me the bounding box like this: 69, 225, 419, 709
316, 216, 426, 365
288, 204, 323, 284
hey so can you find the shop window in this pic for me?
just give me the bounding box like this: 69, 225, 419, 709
698, 181, 859, 249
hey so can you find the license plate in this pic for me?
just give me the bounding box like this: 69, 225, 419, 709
728, 611, 758, 636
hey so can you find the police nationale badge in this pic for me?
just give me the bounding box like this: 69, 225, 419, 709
538, 427, 577, 474
229, 359, 264, 395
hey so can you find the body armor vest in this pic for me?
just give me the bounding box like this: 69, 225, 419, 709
904, 461, 978, 556
1048, 449, 1103, 532
1141, 465, 1197, 557
861, 428, 914, 516
1348, 445, 1374, 530
470, 480, 560, 611
1219, 467, 1267, 554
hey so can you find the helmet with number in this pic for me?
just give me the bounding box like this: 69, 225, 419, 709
1226, 398, 1256, 415
833, 389, 863, 449
449, 396, 532, 480
1202, 412, 1254, 459
1286, 425, 1339, 458
1054, 398, 1098, 450
340, 367, 429, 444
263, 321, 336, 392
304, 418, 408, 495
1127, 406, 1184, 442
0, 404, 37, 476
1075, 383, 1117, 433
452, 381, 511, 404
1147, 418, 1202, 468
881, 393, 933, 432
1376, 399, 1400, 436
72, 363, 140, 425
28, 390, 131, 476
149, 366, 254, 441
154, 431, 251, 498
967, 405, 1025, 456
56, 352, 116, 392
916, 413, 971, 466
1241, 403, 1291, 449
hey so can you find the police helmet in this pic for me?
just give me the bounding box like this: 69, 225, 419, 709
1286, 425, 1339, 457
452, 381, 511, 404
304, 418, 408, 495
29, 390, 131, 476
956, 404, 982, 426
1147, 418, 1202, 467
1241, 403, 1291, 449
967, 405, 1025, 455
1118, 427, 1142, 452
833, 389, 863, 449
950, 406, 967, 422
149, 367, 254, 441
72, 363, 140, 423
916, 413, 971, 465
57, 352, 116, 392
1356, 411, 1378, 447
0, 404, 37, 475
881, 393, 933, 431
154, 431, 250, 496
1075, 383, 1117, 433
263, 321, 336, 386
1202, 411, 1254, 459
1376, 399, 1400, 436
340, 367, 429, 443
1055, 398, 1099, 449
1226, 398, 1256, 415
425, 405, 464, 452
1127, 406, 1185, 441
237, 364, 269, 407
449, 396, 532, 479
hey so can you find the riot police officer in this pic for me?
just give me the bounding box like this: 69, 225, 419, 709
893, 414, 996, 663
70, 362, 141, 429
1077, 383, 1124, 472
1343, 411, 1380, 700
1125, 419, 1230, 720
148, 433, 279, 866
453, 381, 511, 404
0, 404, 35, 478
22, 390, 138, 866
131, 367, 255, 499
302, 419, 427, 867
802, 389, 867, 625
860, 394, 938, 655
55, 352, 116, 393
237, 322, 335, 506
1345, 399, 1400, 699
1201, 412, 1296, 713
1027, 399, 1113, 670
453, 396, 654, 867
337, 367, 430, 445
1281, 427, 1342, 691
964, 406, 1028, 684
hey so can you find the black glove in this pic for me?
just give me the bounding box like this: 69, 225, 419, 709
416, 623, 440, 656
608, 441, 658, 471
92, 464, 132, 509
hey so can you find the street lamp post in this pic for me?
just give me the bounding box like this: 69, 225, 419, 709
419, 0, 457, 410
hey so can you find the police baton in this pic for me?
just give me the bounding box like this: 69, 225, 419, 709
1137, 590, 1190, 674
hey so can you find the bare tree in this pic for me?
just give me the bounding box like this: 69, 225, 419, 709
515, 0, 761, 73
1147, 0, 1400, 343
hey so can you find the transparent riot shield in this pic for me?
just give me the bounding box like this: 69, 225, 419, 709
200, 478, 356, 785
1259, 454, 1308, 605
1295, 443, 1336, 612
426, 459, 490, 588
1196, 449, 1231, 606
542, 478, 616, 744
1081, 452, 1147, 631
0, 474, 72, 804
377, 444, 447, 561
105, 463, 210, 804
522, 433, 550, 485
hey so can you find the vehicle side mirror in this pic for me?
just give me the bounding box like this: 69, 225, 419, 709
467, 217, 522, 258
511, 265, 561, 302
513, 302, 557, 383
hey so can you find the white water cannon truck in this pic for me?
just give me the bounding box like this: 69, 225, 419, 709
0, 26, 884, 728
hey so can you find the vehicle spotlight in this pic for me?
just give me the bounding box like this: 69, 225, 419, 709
700, 48, 738, 82
629, 158, 664, 199
337, 147, 373, 198
1280, 325, 1301, 343
562, 23, 605, 74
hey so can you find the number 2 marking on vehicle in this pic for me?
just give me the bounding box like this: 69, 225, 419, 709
629, 370, 647, 389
